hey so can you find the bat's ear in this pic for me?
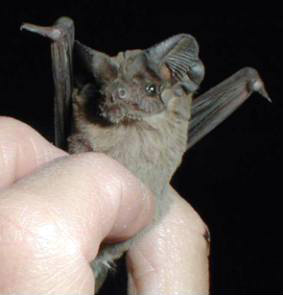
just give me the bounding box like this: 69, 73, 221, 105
145, 34, 205, 92
75, 41, 117, 81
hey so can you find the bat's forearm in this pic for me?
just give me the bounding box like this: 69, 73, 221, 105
188, 67, 270, 149
21, 17, 75, 149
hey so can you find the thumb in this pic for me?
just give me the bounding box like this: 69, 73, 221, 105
0, 153, 154, 294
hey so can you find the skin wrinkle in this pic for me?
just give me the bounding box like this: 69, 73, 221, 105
16, 138, 28, 182
0, 213, 57, 290
0, 211, 25, 244
69, 265, 91, 294
28, 135, 43, 167
127, 225, 169, 292
33, 217, 78, 259
39, 176, 100, 257
39, 257, 82, 292
128, 246, 158, 291
108, 178, 151, 241
70, 206, 99, 260
0, 188, 85, 261
1, 120, 27, 183
109, 176, 125, 233
0, 202, 37, 246
151, 227, 172, 291
98, 169, 122, 238
62, 164, 103, 249
133, 234, 203, 293
40, 198, 98, 262
0, 140, 15, 187
25, 255, 91, 294
0, 140, 9, 174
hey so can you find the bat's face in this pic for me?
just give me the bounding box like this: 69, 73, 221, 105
75, 34, 205, 124
98, 50, 179, 123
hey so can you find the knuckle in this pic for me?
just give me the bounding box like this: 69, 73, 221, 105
0, 117, 38, 141
0, 116, 27, 131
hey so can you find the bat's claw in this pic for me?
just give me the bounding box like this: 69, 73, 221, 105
20, 17, 74, 42
20, 23, 61, 40
248, 78, 272, 103
188, 66, 272, 149
246, 67, 272, 103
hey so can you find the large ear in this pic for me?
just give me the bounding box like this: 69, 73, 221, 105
145, 34, 205, 92
75, 41, 117, 81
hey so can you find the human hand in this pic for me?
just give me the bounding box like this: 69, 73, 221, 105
0, 117, 209, 294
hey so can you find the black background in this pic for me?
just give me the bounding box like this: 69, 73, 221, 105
0, 1, 282, 294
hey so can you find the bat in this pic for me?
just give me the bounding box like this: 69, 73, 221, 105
21, 17, 270, 293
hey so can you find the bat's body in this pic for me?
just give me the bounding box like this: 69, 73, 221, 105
70, 90, 190, 201
70, 89, 191, 287
21, 17, 270, 292
68, 48, 193, 288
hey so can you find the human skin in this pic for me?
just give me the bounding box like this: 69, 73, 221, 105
0, 116, 209, 294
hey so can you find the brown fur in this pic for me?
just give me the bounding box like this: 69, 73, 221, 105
68, 85, 192, 289
68, 37, 200, 291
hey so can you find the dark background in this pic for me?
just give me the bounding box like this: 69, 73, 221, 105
0, 1, 282, 294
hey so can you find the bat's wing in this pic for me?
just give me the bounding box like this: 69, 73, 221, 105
187, 67, 271, 150
21, 17, 75, 149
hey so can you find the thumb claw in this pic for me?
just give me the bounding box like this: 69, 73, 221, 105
20, 23, 62, 41
248, 75, 272, 103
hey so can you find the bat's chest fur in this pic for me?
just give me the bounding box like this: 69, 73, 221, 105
69, 111, 189, 200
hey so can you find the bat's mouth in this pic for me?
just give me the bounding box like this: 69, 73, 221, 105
98, 92, 166, 124
99, 101, 144, 123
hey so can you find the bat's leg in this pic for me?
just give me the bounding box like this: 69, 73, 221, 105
187, 67, 271, 149
21, 17, 74, 149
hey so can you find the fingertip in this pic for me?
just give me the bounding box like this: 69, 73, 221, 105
58, 152, 155, 243
0, 116, 67, 188
126, 187, 210, 294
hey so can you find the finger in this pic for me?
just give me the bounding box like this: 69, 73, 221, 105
0, 153, 154, 294
127, 186, 210, 294
0, 117, 67, 189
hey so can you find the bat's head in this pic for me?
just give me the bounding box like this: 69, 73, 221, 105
75, 34, 204, 124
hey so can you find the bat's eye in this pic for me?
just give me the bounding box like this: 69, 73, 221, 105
145, 84, 157, 96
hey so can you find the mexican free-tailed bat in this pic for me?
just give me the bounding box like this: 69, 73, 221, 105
21, 17, 270, 292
